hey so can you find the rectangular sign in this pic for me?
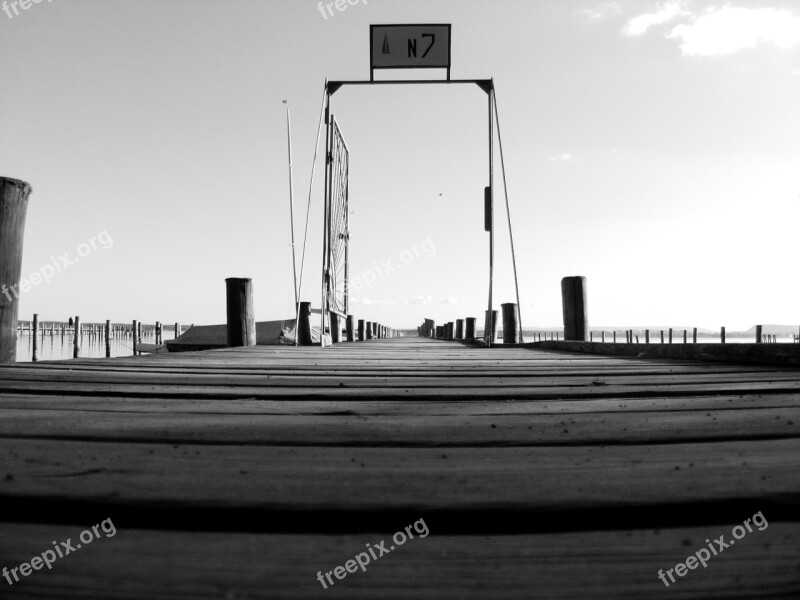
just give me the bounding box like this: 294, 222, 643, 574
370, 24, 451, 72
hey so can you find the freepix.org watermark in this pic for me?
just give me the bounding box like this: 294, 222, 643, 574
3, 518, 116, 586
1, 230, 113, 303
317, 0, 367, 20
657, 511, 768, 588
315, 518, 429, 589
2, 0, 53, 20
351, 238, 436, 291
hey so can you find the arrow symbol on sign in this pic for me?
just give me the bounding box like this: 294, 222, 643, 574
382, 34, 390, 54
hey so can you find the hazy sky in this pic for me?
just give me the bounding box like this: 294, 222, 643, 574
1, 0, 798, 330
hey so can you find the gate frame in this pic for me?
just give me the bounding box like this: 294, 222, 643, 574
321, 78, 499, 347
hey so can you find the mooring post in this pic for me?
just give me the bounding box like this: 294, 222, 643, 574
435, 325, 443, 339
755, 325, 763, 344
0, 178, 32, 363
174, 322, 180, 340
692, 327, 698, 344
721, 326, 726, 344
501, 303, 521, 344
132, 320, 138, 356
32, 314, 38, 362
455, 319, 464, 340
645, 330, 650, 344
105, 319, 111, 358
561, 276, 588, 341
155, 321, 161, 345
330, 313, 341, 344
669, 328, 673, 344
297, 302, 312, 346
365, 321, 373, 340
372, 322, 378, 339
346, 315, 355, 342
225, 278, 256, 348
358, 319, 365, 342
73, 316, 80, 359
683, 329, 687, 344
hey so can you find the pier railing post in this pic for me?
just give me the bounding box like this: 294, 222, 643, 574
225, 278, 256, 348
32, 314, 38, 362
501, 303, 521, 344
755, 325, 762, 344
0, 178, 32, 363
297, 302, 312, 346
105, 319, 111, 358
73, 316, 80, 358
358, 319, 365, 342
561, 276, 588, 341
455, 319, 464, 340
346, 315, 355, 342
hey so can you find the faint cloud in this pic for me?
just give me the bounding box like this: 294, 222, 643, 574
668, 6, 800, 56
623, 1, 688, 36
440, 297, 459, 305
354, 298, 397, 307
576, 2, 621, 21
548, 153, 574, 162
405, 296, 433, 305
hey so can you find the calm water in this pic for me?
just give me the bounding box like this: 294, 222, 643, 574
15, 330, 180, 362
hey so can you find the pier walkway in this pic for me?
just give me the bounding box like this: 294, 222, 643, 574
0, 337, 798, 598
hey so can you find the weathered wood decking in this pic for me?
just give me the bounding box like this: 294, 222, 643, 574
1, 337, 798, 598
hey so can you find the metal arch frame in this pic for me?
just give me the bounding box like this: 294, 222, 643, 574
321, 78, 500, 347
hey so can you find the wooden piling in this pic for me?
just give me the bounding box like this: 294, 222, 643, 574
755, 325, 762, 344
669, 328, 673, 344
501, 303, 521, 344
692, 327, 697, 344
357, 319, 365, 342
346, 315, 355, 342
174, 323, 180, 340
105, 319, 111, 358
645, 330, 650, 344
0, 178, 32, 363
330, 313, 341, 344
435, 325, 443, 339
465, 317, 476, 339
297, 302, 312, 346
561, 276, 588, 341
132, 320, 138, 356
721, 327, 726, 344
226, 278, 256, 348
372, 322, 378, 339
73, 316, 80, 359
683, 329, 687, 344
455, 319, 464, 340
32, 314, 38, 362
365, 322, 373, 340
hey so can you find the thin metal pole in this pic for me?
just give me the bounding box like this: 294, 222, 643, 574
284, 101, 299, 309
492, 82, 524, 342
486, 85, 495, 347
321, 92, 333, 347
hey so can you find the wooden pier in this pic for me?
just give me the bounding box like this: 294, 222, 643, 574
1, 337, 799, 598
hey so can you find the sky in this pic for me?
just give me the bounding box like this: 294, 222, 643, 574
1, 0, 798, 331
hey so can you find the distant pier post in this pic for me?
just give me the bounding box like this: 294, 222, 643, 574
346, 315, 355, 342
358, 319, 365, 342
372, 322, 378, 339
721, 326, 726, 344
501, 303, 521, 344
225, 278, 256, 348
132, 320, 138, 356
455, 319, 464, 340
561, 276, 588, 341
297, 302, 312, 346
366, 321, 373, 340
755, 325, 763, 344
0, 178, 32, 363
330, 313, 341, 344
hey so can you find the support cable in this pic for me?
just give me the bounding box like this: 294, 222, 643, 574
492, 83, 525, 342
295, 79, 328, 344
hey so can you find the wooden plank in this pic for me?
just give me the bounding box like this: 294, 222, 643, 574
1, 439, 798, 511
0, 407, 797, 446
1, 522, 797, 599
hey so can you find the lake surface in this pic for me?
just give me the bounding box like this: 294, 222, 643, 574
15, 330, 179, 362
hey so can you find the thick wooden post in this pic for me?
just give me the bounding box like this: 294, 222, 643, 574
297, 302, 312, 346
561, 276, 588, 342
721, 326, 726, 344
692, 327, 697, 344
132, 320, 138, 356
357, 319, 365, 342
755, 325, 762, 344
485, 310, 498, 343
32, 314, 38, 362
174, 322, 180, 339
105, 319, 111, 358
225, 278, 256, 347
465, 317, 476, 339
501, 303, 521, 344
366, 321, 373, 340
645, 330, 650, 344
372, 322, 378, 339
73, 316, 80, 359
346, 315, 355, 342
435, 325, 444, 339
455, 319, 464, 340
330, 313, 341, 344
0, 178, 32, 363
669, 328, 673, 344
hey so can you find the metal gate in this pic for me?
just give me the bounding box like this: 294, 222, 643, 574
322, 116, 350, 333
